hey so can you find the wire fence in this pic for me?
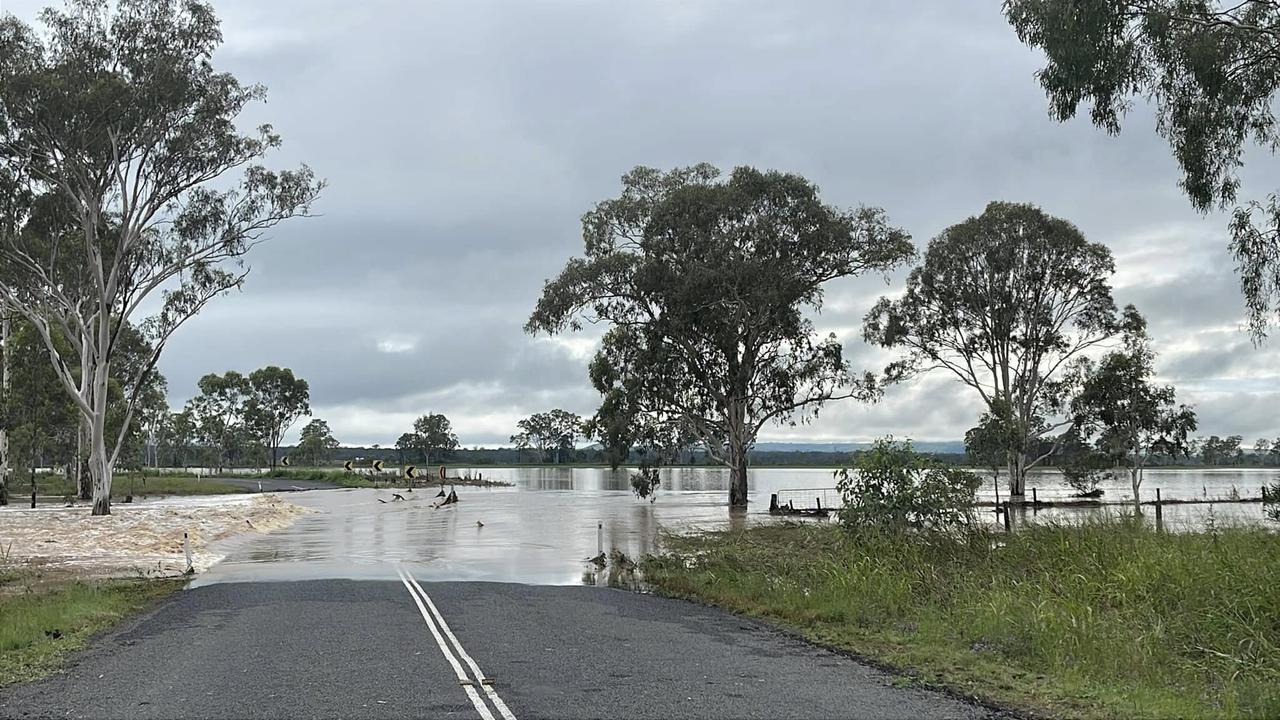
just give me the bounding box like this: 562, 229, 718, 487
772, 487, 843, 512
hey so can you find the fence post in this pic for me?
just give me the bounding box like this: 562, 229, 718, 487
1032, 487, 1038, 505
597, 521, 603, 556
1155, 488, 1164, 533
1001, 501, 1011, 532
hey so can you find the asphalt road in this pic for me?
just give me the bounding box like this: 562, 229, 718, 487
0, 579, 999, 720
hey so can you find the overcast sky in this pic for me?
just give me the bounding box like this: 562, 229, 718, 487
4, 0, 1279, 447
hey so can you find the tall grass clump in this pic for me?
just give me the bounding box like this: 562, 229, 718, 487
644, 440, 1280, 718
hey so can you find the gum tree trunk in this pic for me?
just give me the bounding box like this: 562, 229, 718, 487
0, 315, 9, 507
1007, 451, 1027, 499
727, 399, 750, 509
76, 419, 91, 500
88, 359, 113, 516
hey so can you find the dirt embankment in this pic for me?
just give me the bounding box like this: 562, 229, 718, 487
0, 494, 312, 580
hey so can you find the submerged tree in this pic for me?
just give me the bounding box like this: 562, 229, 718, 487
1005, 0, 1280, 338
1073, 306, 1198, 510
0, 0, 321, 514
865, 201, 1119, 499
510, 409, 581, 464
528, 164, 913, 507
963, 399, 1020, 498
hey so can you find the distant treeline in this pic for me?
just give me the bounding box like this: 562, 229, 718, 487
279, 442, 1280, 470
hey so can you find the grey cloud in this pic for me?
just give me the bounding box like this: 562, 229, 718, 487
6, 0, 1280, 444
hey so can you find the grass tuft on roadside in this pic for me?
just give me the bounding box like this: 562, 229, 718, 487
0, 572, 182, 687
642, 518, 1280, 719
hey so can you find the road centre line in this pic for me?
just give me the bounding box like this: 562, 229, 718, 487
402, 570, 518, 720
395, 566, 496, 720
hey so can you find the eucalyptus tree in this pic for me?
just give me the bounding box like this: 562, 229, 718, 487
411, 413, 458, 466
0, 320, 76, 505
528, 164, 913, 507
0, 0, 321, 514
1072, 306, 1198, 509
156, 408, 196, 468
244, 366, 310, 469
186, 371, 251, 473
1005, 0, 1280, 337
865, 201, 1119, 498
510, 410, 580, 464
296, 418, 338, 467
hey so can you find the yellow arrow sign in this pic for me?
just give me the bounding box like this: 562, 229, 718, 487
281, 456, 290, 467
373, 459, 384, 472
406, 466, 416, 479
343, 460, 353, 472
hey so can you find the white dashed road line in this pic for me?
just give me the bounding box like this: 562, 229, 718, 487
396, 566, 517, 720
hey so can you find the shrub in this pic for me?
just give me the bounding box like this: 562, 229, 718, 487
836, 437, 981, 534
1061, 452, 1110, 496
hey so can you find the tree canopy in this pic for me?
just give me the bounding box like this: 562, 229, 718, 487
408, 413, 458, 466
1004, 0, 1280, 337
1072, 306, 1198, 507
296, 418, 339, 467
0, 0, 321, 513
244, 366, 310, 469
511, 409, 582, 464
528, 164, 913, 506
865, 201, 1120, 497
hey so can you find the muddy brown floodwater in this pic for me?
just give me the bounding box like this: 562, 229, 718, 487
190, 465, 1280, 588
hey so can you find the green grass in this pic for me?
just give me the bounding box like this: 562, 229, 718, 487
642, 518, 1280, 719
29, 474, 243, 497
0, 571, 182, 687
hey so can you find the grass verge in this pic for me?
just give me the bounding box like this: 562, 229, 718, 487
642, 518, 1280, 719
0, 570, 182, 687
29, 474, 243, 498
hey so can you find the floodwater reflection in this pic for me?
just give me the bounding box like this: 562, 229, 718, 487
192, 466, 1279, 588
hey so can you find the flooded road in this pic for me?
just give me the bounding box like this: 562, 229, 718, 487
192, 465, 1280, 587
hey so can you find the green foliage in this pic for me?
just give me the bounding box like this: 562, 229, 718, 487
836, 438, 981, 534
528, 164, 913, 506
1072, 306, 1197, 504
243, 366, 310, 469
629, 462, 661, 500
1004, 0, 1280, 336
510, 409, 582, 463
295, 418, 339, 467
0, 0, 322, 513
865, 201, 1119, 495
646, 519, 1280, 718
0, 320, 76, 504
185, 371, 252, 471
1200, 434, 1246, 466
963, 398, 1019, 475
406, 413, 458, 465
1055, 431, 1111, 496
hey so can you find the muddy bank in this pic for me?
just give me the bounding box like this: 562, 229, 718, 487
0, 494, 312, 579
